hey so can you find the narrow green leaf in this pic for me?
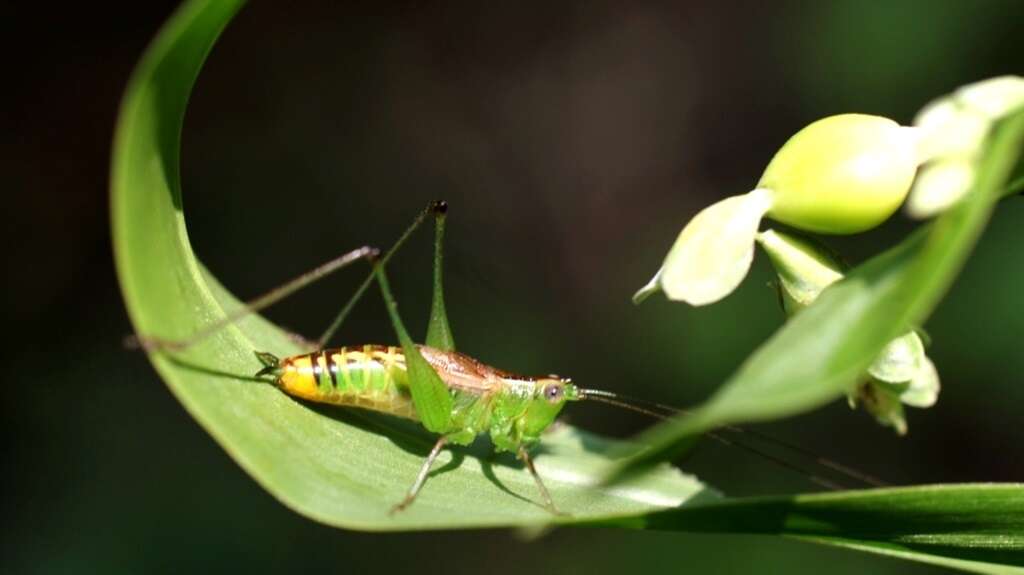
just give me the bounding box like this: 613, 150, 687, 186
608, 107, 1024, 480
602, 484, 1024, 575
111, 0, 706, 528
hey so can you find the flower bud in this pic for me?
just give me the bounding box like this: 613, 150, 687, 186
756, 229, 939, 434
907, 75, 1024, 218
760, 114, 920, 234
851, 380, 909, 436
634, 189, 772, 305
851, 357, 940, 436
755, 229, 844, 314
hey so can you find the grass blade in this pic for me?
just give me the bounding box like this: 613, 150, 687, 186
600, 484, 1024, 575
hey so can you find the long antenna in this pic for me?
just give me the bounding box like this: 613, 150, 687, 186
578, 390, 676, 420
578, 388, 886, 490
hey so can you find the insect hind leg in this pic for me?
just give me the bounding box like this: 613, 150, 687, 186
314, 200, 449, 349
127, 199, 449, 354
125, 245, 380, 353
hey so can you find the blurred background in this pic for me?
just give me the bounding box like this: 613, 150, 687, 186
5, 1, 1023, 573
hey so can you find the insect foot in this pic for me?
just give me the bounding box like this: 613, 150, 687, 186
388, 498, 415, 516
123, 333, 188, 353
364, 246, 383, 264
545, 503, 569, 517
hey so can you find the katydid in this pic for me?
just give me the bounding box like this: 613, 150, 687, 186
133, 201, 880, 515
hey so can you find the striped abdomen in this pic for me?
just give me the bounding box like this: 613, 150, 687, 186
277, 345, 416, 419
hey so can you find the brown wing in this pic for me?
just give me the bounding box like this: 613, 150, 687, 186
416, 345, 525, 394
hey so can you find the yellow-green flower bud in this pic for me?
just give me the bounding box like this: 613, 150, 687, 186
634, 189, 773, 305
756, 229, 940, 434
755, 229, 845, 314
900, 356, 940, 408
851, 356, 940, 437
851, 381, 909, 436
907, 75, 1024, 218
760, 114, 920, 234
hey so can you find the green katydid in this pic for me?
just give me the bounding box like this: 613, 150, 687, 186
133, 201, 881, 515
135, 201, 591, 513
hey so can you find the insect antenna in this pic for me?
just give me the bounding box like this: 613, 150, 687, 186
578, 388, 884, 490
578, 389, 676, 420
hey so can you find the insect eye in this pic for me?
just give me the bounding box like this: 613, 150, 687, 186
544, 384, 563, 403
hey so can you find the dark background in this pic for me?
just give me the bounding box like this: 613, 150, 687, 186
6, 1, 1023, 573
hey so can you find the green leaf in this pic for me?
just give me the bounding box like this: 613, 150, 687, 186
607, 106, 1024, 480
111, 0, 707, 529
601, 484, 1024, 575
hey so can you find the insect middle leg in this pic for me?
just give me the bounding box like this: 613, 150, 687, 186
368, 220, 469, 512
518, 445, 563, 515
389, 436, 449, 515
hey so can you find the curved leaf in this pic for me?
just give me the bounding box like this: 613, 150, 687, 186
111, 0, 707, 530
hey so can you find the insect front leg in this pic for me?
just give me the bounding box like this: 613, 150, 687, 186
517, 445, 564, 516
